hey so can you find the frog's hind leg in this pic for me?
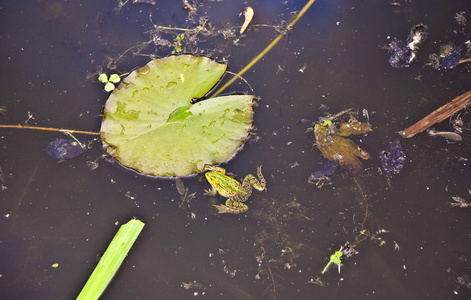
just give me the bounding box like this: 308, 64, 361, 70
213, 199, 248, 214
253, 165, 266, 191
224, 199, 248, 214
240, 167, 266, 195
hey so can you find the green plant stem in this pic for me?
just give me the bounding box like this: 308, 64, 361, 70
211, 0, 317, 97
76, 219, 145, 300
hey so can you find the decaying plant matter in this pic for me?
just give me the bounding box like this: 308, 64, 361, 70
314, 110, 371, 171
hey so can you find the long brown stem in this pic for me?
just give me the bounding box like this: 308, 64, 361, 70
0, 124, 100, 135
399, 89, 471, 138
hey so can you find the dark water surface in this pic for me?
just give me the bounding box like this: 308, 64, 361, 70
1, 0, 471, 299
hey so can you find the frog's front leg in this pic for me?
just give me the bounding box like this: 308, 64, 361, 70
204, 187, 218, 196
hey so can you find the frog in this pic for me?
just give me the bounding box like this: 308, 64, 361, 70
204, 166, 266, 214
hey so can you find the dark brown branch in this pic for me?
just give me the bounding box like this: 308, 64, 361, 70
399, 90, 471, 138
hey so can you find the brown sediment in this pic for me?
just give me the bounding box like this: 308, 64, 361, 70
399, 90, 471, 138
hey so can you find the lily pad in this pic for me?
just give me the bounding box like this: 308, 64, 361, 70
100, 55, 254, 177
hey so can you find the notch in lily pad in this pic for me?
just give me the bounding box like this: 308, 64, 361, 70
100, 55, 255, 177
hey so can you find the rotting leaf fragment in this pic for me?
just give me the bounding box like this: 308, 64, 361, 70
314, 117, 371, 171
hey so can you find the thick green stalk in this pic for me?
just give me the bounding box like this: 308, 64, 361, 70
76, 219, 145, 300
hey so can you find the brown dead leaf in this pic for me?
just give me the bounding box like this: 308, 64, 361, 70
314, 122, 370, 171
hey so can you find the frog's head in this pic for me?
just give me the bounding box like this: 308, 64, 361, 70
205, 171, 219, 186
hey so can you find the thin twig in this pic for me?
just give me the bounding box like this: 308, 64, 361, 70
352, 177, 369, 244
0, 124, 100, 135
225, 71, 254, 94
261, 245, 276, 299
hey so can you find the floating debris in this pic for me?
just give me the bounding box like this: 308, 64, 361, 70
427, 128, 462, 141
307, 277, 328, 287
455, 11, 467, 27
379, 139, 406, 179
449, 196, 471, 208
449, 190, 471, 208
388, 24, 428, 68
181, 281, 204, 290
240, 7, 254, 34
393, 241, 400, 251
440, 45, 463, 70
429, 43, 469, 70
132, 0, 156, 5
428, 13, 471, 70
45, 138, 87, 160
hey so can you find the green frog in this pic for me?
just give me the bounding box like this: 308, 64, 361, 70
204, 166, 266, 214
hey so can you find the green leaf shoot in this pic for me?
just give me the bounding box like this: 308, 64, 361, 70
76, 218, 145, 300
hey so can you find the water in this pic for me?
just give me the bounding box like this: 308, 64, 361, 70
1, 0, 471, 299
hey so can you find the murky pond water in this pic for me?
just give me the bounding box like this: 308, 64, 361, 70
1, 0, 471, 299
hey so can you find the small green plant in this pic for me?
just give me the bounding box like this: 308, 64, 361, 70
322, 247, 343, 274
321, 243, 358, 274
98, 73, 129, 92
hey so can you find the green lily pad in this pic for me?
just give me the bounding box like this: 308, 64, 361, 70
100, 55, 254, 177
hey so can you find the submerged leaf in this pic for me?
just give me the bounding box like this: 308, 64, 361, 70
314, 121, 370, 171
336, 121, 372, 137
100, 55, 254, 177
